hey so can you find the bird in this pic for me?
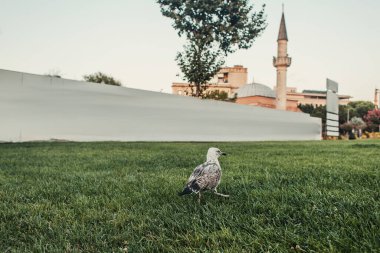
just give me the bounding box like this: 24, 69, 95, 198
178, 147, 229, 202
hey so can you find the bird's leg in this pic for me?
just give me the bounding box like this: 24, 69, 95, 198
214, 192, 229, 197
198, 192, 202, 203
213, 189, 229, 198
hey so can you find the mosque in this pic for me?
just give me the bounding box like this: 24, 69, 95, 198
171, 11, 351, 112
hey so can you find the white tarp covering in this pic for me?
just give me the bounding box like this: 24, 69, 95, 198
0, 69, 321, 142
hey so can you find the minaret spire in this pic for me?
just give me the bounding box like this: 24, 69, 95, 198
278, 10, 288, 41
273, 8, 291, 110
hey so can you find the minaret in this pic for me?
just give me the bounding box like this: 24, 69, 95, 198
375, 88, 379, 109
273, 8, 291, 110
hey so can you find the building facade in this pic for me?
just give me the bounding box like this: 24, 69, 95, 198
172, 65, 247, 98
286, 88, 350, 106
236, 85, 350, 112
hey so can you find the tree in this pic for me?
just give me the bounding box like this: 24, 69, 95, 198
176, 43, 224, 97
338, 105, 349, 124
157, 0, 267, 97
340, 117, 366, 139
347, 101, 375, 120
298, 104, 326, 121
83, 72, 122, 86
350, 117, 366, 130
340, 122, 353, 132
298, 104, 315, 115
299, 102, 375, 130
364, 109, 380, 132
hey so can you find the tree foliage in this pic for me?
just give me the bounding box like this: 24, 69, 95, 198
298, 104, 326, 122
203, 90, 229, 101
350, 117, 366, 130
340, 122, 353, 132
299, 102, 376, 133
157, 0, 267, 97
346, 101, 375, 119
83, 72, 122, 86
364, 109, 380, 132
176, 43, 224, 96
299, 101, 375, 123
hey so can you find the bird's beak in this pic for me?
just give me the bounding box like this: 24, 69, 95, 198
221, 152, 227, 156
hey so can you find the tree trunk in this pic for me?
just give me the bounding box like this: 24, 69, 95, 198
195, 83, 201, 97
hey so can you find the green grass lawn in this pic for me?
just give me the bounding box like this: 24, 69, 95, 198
0, 141, 379, 252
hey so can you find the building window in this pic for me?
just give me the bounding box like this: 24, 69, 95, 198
223, 73, 228, 83
217, 73, 224, 83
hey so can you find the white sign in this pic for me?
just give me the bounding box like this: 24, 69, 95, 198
326, 79, 339, 137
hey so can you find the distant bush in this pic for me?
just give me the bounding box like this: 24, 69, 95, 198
83, 72, 121, 86
45, 69, 62, 78
350, 117, 366, 130
203, 90, 229, 100
364, 109, 380, 132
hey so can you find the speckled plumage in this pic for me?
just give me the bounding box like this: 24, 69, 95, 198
179, 147, 229, 201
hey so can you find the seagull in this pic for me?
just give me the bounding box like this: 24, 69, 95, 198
178, 147, 229, 202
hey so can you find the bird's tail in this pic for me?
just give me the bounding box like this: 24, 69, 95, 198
178, 187, 192, 196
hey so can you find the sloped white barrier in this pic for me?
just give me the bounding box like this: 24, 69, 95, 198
0, 69, 321, 142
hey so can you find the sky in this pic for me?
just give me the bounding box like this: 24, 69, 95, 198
0, 0, 379, 101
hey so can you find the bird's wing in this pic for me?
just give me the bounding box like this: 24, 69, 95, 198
187, 163, 205, 182
186, 162, 220, 192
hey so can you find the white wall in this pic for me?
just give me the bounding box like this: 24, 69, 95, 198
0, 69, 321, 142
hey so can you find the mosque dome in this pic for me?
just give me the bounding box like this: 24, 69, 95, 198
237, 83, 276, 98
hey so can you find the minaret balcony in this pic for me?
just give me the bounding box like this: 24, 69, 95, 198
273, 56, 292, 67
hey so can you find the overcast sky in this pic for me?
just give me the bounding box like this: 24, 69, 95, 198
1, 0, 379, 101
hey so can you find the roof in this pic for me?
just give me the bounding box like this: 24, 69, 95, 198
237, 83, 276, 98
299, 90, 352, 99
302, 90, 326, 94
278, 13, 288, 41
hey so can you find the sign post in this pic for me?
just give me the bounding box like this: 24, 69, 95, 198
326, 79, 339, 137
